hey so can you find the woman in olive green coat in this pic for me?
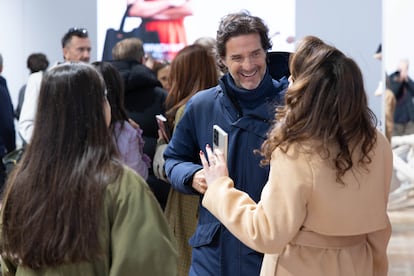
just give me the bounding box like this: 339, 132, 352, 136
0, 63, 177, 276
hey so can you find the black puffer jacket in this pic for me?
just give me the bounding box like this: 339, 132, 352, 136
110, 59, 167, 159
110, 59, 169, 208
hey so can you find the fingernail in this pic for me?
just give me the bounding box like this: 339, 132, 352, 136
199, 150, 203, 155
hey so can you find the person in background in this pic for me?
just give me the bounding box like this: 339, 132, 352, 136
388, 59, 414, 136
0, 53, 16, 192
193, 36, 223, 76
110, 37, 170, 209
92, 61, 151, 179
143, 52, 156, 70
18, 27, 91, 143
15, 53, 49, 120
200, 35, 392, 276
152, 60, 171, 92
127, 0, 193, 61
157, 44, 219, 276
163, 11, 288, 275
193, 36, 217, 60
373, 44, 395, 142
0, 63, 177, 275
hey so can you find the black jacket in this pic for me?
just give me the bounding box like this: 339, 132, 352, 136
0, 75, 15, 157
0, 75, 15, 189
110, 60, 169, 209
110, 60, 167, 159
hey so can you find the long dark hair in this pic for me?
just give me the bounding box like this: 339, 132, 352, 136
260, 36, 377, 183
92, 61, 129, 125
1, 63, 123, 268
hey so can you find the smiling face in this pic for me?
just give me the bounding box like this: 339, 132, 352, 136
221, 33, 267, 90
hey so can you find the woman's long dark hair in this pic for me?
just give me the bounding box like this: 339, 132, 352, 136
1, 63, 123, 268
92, 61, 130, 145
260, 36, 377, 183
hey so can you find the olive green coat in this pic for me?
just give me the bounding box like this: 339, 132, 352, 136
1, 167, 177, 276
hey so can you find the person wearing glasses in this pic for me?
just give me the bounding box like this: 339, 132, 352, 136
18, 27, 92, 143
61, 27, 91, 63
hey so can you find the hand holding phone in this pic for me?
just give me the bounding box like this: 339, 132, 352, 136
156, 114, 171, 142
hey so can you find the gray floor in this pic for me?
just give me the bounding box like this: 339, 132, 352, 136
388, 205, 414, 275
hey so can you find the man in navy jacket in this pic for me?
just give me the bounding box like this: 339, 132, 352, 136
164, 11, 288, 276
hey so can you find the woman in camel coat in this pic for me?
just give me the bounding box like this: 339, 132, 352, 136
200, 36, 393, 276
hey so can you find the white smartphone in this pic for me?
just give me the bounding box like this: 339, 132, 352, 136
212, 124, 228, 163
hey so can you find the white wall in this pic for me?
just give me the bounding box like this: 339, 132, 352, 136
0, 0, 25, 106
0, 0, 97, 106
383, 0, 414, 76
295, 0, 383, 121
1, 0, 383, 123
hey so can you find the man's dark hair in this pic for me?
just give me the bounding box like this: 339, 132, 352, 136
61, 27, 89, 48
215, 10, 271, 73
216, 10, 272, 60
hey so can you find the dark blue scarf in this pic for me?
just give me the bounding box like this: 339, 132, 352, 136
221, 70, 286, 120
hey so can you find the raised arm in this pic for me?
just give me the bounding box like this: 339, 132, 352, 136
127, 0, 193, 20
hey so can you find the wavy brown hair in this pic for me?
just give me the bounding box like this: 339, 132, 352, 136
260, 36, 377, 183
1, 63, 123, 268
165, 44, 219, 131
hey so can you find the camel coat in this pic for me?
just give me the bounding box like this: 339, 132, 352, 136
203, 130, 392, 276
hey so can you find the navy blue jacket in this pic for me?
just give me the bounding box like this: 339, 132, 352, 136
164, 71, 287, 276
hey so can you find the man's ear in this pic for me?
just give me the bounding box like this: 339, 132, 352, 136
219, 57, 226, 68
217, 58, 227, 74
62, 47, 69, 61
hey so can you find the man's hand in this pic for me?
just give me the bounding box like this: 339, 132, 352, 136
192, 169, 207, 194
